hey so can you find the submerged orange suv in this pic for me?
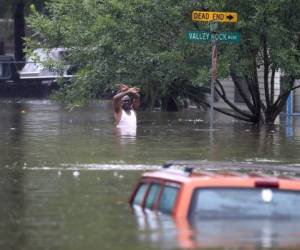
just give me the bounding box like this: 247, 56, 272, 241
130, 163, 300, 219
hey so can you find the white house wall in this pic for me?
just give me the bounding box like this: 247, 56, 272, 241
215, 70, 281, 110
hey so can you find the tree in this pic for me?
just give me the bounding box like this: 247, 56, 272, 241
201, 0, 300, 124
26, 0, 210, 108
26, 0, 300, 124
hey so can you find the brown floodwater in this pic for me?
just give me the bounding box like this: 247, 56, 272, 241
1, 98, 300, 249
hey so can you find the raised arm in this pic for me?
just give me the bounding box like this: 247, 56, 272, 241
118, 84, 130, 93
132, 89, 140, 111
113, 87, 140, 113
113, 90, 128, 113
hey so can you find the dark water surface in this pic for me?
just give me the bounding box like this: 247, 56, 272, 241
1, 98, 300, 250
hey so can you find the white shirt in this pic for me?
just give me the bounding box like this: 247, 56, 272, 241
117, 109, 137, 128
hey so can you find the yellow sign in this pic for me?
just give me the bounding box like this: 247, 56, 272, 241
192, 11, 238, 23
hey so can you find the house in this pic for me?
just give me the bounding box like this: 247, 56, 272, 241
214, 70, 281, 111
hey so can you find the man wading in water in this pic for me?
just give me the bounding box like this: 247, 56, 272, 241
113, 84, 140, 128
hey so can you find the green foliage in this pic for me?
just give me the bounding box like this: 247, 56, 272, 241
26, 0, 211, 109
201, 0, 300, 123
26, 0, 300, 119
223, 0, 299, 78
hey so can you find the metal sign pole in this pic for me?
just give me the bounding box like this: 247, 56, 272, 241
209, 23, 218, 129
209, 45, 216, 128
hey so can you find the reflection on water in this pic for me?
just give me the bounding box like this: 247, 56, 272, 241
115, 125, 136, 145
133, 207, 189, 249
191, 219, 300, 249
133, 207, 300, 249
286, 115, 294, 137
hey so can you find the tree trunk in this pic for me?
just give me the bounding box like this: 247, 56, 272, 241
264, 111, 274, 124
163, 95, 179, 112
14, 0, 25, 69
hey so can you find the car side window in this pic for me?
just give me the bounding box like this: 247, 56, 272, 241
158, 185, 179, 214
145, 183, 161, 209
133, 183, 148, 205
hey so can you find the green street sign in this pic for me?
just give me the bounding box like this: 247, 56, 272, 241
187, 31, 240, 44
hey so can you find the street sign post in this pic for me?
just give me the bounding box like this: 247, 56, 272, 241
210, 41, 217, 128
187, 31, 240, 44
189, 11, 239, 128
209, 23, 218, 129
192, 11, 238, 23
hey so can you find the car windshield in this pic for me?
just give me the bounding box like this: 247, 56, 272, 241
189, 188, 300, 219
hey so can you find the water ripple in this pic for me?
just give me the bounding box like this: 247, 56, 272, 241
26, 164, 162, 171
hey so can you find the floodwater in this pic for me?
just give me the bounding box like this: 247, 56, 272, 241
1, 98, 300, 250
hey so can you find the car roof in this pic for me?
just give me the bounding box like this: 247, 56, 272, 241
142, 167, 300, 190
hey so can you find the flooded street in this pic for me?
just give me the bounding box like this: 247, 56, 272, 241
1, 98, 300, 249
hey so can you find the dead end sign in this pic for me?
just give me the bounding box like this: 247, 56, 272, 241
192, 11, 238, 23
